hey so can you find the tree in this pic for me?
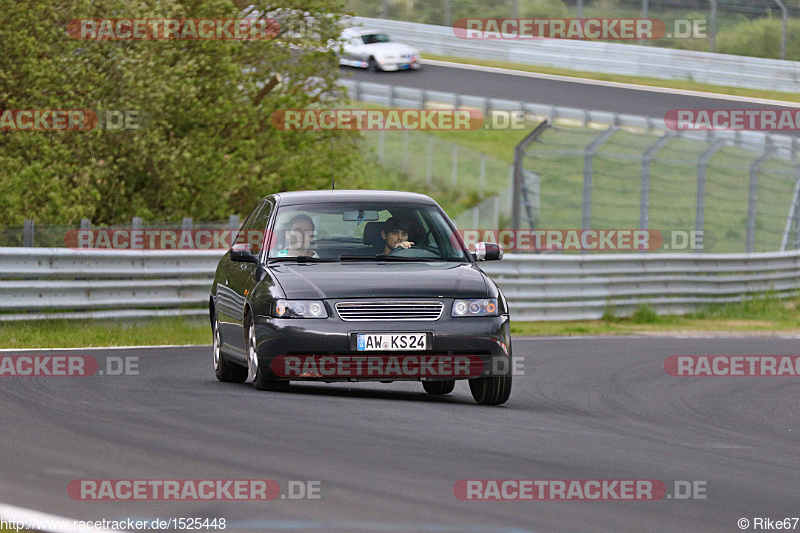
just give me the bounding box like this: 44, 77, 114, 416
0, 0, 361, 224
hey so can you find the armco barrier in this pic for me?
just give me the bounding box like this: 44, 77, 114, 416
351, 16, 800, 94
1, 248, 799, 322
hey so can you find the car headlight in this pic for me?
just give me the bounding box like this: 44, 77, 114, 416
452, 299, 498, 317
273, 299, 328, 318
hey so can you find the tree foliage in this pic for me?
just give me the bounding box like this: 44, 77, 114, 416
0, 0, 364, 224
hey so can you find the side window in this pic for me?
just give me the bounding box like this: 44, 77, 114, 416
249, 201, 273, 255
234, 201, 272, 254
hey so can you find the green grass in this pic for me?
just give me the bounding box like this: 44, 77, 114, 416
422, 53, 800, 103
512, 294, 800, 336
0, 316, 210, 349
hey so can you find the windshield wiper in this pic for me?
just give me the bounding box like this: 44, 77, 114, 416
267, 256, 335, 263
340, 254, 431, 262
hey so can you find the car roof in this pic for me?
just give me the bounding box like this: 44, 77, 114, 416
271, 190, 437, 206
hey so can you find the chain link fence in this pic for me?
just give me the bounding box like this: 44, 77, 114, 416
510, 121, 800, 253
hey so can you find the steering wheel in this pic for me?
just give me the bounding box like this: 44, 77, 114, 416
387, 246, 441, 259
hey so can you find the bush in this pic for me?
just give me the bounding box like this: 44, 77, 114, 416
716, 16, 800, 60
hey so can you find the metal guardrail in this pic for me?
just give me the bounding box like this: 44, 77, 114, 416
2, 248, 799, 322
340, 78, 800, 156
351, 16, 800, 93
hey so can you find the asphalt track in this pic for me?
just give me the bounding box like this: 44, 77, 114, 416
1, 337, 799, 532
341, 63, 800, 124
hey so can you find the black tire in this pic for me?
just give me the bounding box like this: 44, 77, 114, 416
245, 317, 290, 392
367, 57, 380, 72
213, 317, 247, 383
422, 380, 455, 395
469, 376, 512, 406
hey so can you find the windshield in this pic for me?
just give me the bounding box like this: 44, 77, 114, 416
361, 33, 391, 44
267, 202, 469, 262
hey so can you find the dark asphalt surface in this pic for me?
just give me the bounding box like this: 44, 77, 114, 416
340, 63, 800, 119
1, 337, 799, 531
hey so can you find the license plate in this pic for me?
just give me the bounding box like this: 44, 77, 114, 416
357, 333, 426, 351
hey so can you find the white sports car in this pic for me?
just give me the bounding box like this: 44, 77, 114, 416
339, 28, 421, 72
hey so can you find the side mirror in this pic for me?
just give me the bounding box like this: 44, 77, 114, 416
231, 243, 259, 264
473, 242, 503, 261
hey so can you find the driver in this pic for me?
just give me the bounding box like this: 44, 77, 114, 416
277, 214, 319, 257
381, 216, 414, 254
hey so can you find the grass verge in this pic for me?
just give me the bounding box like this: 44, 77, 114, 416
423, 53, 800, 103
511, 295, 800, 336
0, 316, 210, 349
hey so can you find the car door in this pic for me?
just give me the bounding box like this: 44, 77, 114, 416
218, 200, 273, 357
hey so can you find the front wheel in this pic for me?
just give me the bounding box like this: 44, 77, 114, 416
469, 376, 512, 405
422, 380, 455, 395
246, 320, 289, 392
367, 57, 380, 72
214, 318, 247, 383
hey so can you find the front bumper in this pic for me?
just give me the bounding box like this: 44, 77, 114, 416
253, 305, 511, 382
379, 59, 421, 71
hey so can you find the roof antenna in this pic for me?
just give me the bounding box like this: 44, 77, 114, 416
330, 137, 335, 191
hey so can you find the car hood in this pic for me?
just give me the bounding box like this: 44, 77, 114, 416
363, 42, 417, 56
270, 262, 488, 299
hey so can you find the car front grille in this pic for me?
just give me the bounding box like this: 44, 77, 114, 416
335, 301, 444, 321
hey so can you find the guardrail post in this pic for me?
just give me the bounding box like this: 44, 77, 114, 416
582, 126, 617, 232
774, 0, 788, 60
381, 0, 388, 19
229, 214, 240, 232
640, 133, 674, 233
425, 136, 433, 184
696, 139, 725, 252
421, 89, 427, 109
80, 218, 91, 230
182, 217, 193, 230
577, 0, 583, 18
444, 0, 451, 27
709, 0, 717, 53
23, 219, 34, 247
451, 144, 459, 187
378, 129, 385, 164
353, 80, 361, 103
747, 148, 772, 253
132, 217, 142, 230
513, 120, 551, 230
389, 85, 396, 107
639, 0, 648, 46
